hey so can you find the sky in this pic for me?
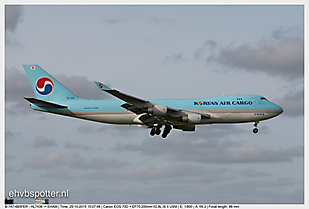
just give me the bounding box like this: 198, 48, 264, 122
3, 3, 305, 205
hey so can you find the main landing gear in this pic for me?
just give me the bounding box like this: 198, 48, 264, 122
150, 125, 172, 138
253, 121, 259, 134
150, 125, 162, 136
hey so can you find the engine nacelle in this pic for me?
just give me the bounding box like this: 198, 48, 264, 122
173, 125, 195, 131
147, 104, 167, 116
177, 113, 202, 124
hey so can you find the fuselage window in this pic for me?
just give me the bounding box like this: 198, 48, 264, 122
261, 97, 268, 101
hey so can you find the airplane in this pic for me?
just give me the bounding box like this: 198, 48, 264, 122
23, 64, 283, 138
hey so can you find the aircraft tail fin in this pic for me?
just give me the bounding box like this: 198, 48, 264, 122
23, 64, 80, 102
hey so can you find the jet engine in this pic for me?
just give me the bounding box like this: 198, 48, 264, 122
145, 104, 167, 116
177, 113, 201, 124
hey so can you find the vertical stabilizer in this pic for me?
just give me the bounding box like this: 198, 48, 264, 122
23, 64, 80, 101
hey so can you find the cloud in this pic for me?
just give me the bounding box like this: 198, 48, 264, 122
64, 141, 102, 151
84, 162, 232, 184
210, 177, 302, 204
271, 26, 303, 40
103, 17, 127, 24
33, 136, 58, 148
194, 39, 217, 61
5, 5, 24, 48
6, 153, 16, 161
5, 130, 17, 142
54, 74, 112, 100
218, 37, 303, 78
112, 137, 303, 164
77, 124, 144, 137
195, 27, 304, 79
147, 17, 180, 27
5, 67, 34, 104
5, 5, 23, 33
274, 89, 303, 117
41, 168, 75, 180
238, 168, 272, 177
23, 151, 128, 170
162, 53, 185, 64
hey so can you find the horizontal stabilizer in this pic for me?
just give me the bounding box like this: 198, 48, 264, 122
24, 97, 68, 109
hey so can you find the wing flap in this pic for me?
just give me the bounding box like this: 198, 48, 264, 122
121, 103, 145, 114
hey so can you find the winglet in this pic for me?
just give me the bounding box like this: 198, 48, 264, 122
95, 82, 111, 90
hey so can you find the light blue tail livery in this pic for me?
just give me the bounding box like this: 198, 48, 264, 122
23, 65, 80, 102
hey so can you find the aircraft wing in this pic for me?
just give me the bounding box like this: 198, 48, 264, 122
95, 82, 212, 126
95, 82, 151, 108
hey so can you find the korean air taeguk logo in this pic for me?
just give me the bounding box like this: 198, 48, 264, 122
35, 77, 54, 96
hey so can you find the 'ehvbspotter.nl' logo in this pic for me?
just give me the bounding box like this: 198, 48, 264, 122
35, 77, 54, 96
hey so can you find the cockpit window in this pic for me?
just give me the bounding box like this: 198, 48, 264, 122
261, 97, 268, 101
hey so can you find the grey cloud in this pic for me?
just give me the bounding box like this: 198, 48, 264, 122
77, 124, 144, 137
222, 177, 297, 189
5, 130, 21, 142
194, 39, 217, 61
147, 17, 179, 27
272, 26, 303, 40
84, 163, 233, 184
64, 141, 102, 151
6, 36, 24, 48
33, 136, 58, 148
238, 168, 271, 177
274, 89, 304, 117
6, 166, 17, 173
5, 5, 23, 33
162, 53, 185, 64
103, 17, 127, 24
194, 124, 246, 138
210, 177, 302, 204
218, 37, 304, 79
41, 168, 75, 180
77, 125, 96, 134
38, 116, 47, 121
5, 131, 16, 142
195, 28, 304, 80
54, 74, 111, 100
23, 151, 128, 170
112, 142, 140, 152
23, 152, 78, 169
112, 137, 303, 164
5, 67, 34, 103
6, 153, 16, 161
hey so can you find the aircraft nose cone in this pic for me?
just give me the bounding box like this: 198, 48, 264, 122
275, 105, 283, 115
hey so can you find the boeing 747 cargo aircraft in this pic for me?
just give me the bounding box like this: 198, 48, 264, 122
23, 65, 283, 138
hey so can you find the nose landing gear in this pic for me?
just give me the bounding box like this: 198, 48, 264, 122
253, 121, 259, 134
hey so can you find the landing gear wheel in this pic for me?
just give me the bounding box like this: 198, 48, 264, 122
162, 125, 172, 138
252, 121, 259, 134
253, 128, 258, 134
150, 128, 156, 136
155, 129, 161, 135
